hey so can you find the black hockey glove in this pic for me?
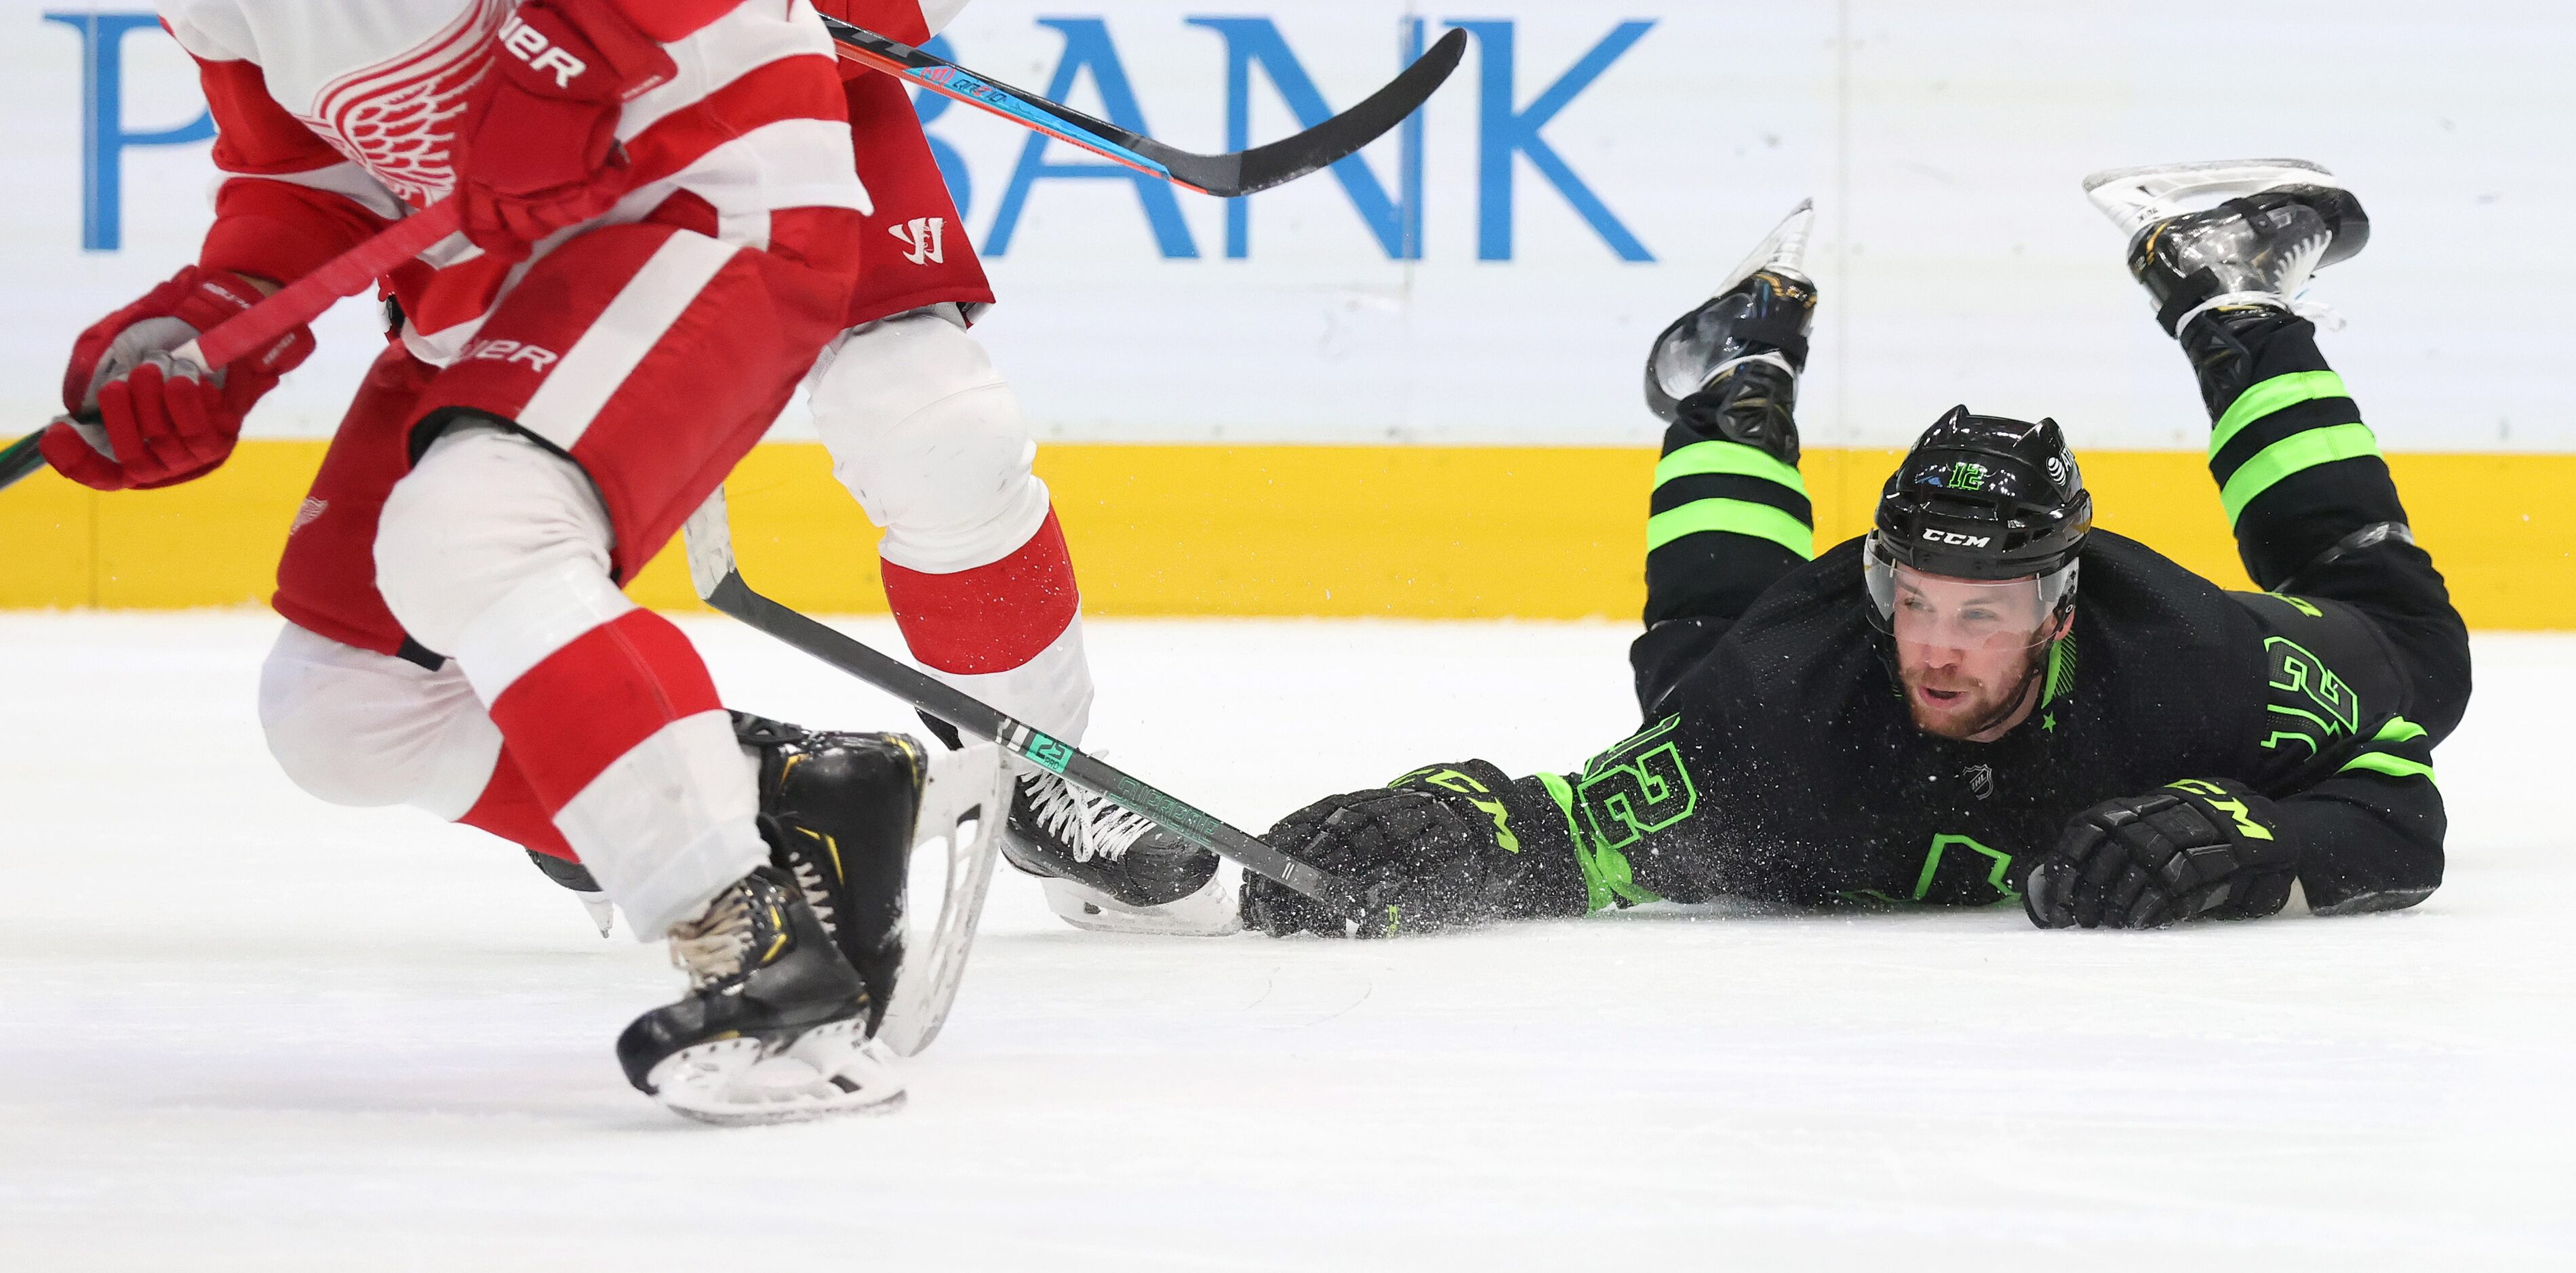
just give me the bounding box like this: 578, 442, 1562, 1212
1242, 761, 1579, 938
2025, 778, 2299, 929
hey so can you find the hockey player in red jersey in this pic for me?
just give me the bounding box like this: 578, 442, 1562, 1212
794, 1, 1237, 937
41, 0, 1026, 1123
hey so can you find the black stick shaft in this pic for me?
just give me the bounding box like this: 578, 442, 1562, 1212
702, 571, 1360, 914
821, 16, 1463, 198
0, 434, 47, 493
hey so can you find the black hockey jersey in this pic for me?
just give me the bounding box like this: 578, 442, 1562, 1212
1521, 531, 2444, 918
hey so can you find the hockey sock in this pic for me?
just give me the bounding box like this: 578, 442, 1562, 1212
458, 748, 578, 862
460, 578, 765, 938
879, 506, 1095, 742
2189, 314, 2409, 586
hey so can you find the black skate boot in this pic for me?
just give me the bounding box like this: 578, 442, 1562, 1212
615, 865, 904, 1125
734, 714, 923, 1032
734, 711, 1013, 1057
2086, 158, 2370, 338
1644, 199, 1818, 466
912, 710, 1233, 936
1002, 771, 1235, 936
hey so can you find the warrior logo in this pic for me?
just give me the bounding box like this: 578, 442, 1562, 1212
890, 218, 948, 266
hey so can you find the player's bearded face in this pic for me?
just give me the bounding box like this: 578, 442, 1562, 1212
1891, 569, 2060, 741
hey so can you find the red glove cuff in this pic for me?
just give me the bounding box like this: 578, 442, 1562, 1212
61, 266, 272, 416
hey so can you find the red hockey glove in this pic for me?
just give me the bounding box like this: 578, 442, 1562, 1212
42, 266, 313, 491
454, 0, 678, 255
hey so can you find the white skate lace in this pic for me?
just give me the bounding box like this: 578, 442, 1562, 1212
667, 887, 755, 986
786, 856, 837, 936
1023, 772, 1155, 864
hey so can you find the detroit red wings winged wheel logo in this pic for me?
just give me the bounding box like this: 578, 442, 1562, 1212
298, 0, 512, 207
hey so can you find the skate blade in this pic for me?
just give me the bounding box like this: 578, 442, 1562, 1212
646, 1022, 907, 1126
876, 742, 1012, 1058
1041, 867, 1244, 938
2081, 158, 2339, 239
1712, 198, 1815, 296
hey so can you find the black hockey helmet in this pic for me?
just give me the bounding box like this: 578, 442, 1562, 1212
1866, 407, 2091, 630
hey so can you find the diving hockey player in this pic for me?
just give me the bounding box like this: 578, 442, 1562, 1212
39, 0, 1018, 1122
1240, 161, 2466, 936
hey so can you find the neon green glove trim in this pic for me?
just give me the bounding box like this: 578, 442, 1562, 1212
1537, 770, 1661, 912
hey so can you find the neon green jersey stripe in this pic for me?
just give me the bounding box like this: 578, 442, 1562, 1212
1654, 440, 1809, 498
2340, 752, 2437, 784
2219, 423, 2381, 525
1646, 498, 1815, 559
2211, 370, 2350, 457
2373, 716, 2430, 746
1539, 770, 1661, 912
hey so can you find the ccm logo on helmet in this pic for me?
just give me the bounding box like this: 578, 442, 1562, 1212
499, 14, 589, 90
1924, 529, 1992, 547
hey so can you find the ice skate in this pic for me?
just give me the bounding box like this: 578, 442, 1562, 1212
1037, 862, 1242, 937
2084, 159, 2370, 334
736, 713, 1013, 1055
1004, 772, 1238, 936
615, 866, 906, 1126
1642, 199, 1818, 464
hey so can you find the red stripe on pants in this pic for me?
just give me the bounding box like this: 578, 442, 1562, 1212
881, 508, 1080, 674
485, 609, 725, 811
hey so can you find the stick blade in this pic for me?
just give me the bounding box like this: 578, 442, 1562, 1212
1153, 28, 1468, 197
681, 487, 738, 601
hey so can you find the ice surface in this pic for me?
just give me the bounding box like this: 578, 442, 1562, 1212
0, 613, 2568, 1270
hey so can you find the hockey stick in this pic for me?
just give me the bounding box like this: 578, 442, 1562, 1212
1, 203, 461, 496
680, 489, 1367, 918
825, 17, 1467, 198
0, 432, 41, 491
